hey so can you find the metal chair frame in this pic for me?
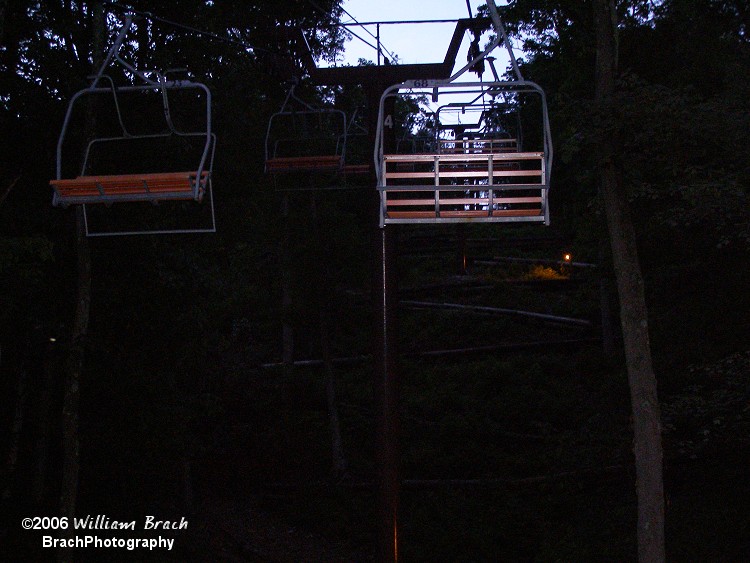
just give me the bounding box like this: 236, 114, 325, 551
51, 14, 217, 236
374, 0, 553, 227
264, 83, 348, 176
434, 101, 523, 155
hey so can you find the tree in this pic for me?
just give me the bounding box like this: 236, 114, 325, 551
592, 1, 665, 561
58, 4, 102, 561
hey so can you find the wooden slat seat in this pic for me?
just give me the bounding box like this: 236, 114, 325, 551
379, 152, 547, 225
265, 155, 343, 173
50, 171, 208, 205
381, 152, 545, 186
382, 152, 545, 185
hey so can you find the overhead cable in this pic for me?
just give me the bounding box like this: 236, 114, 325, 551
337, 5, 398, 62
104, 2, 271, 54
306, 0, 397, 63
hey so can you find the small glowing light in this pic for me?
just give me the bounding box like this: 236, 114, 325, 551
49, 337, 57, 342
563, 253, 572, 262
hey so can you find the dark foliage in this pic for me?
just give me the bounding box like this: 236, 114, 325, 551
1, 0, 748, 560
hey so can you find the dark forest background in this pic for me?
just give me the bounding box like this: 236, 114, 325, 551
1, 0, 748, 560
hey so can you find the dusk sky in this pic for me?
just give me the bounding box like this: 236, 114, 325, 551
334, 0, 515, 71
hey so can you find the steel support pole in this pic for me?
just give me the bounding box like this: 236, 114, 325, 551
373, 224, 399, 562
377, 24, 382, 66
369, 86, 399, 562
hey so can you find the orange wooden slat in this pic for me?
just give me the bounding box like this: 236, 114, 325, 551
435, 210, 491, 218
490, 208, 543, 216
493, 196, 543, 204
50, 171, 207, 202
386, 199, 461, 207
266, 155, 342, 172
438, 199, 492, 206
385, 198, 541, 207
385, 170, 542, 179
385, 211, 437, 219
385, 208, 542, 219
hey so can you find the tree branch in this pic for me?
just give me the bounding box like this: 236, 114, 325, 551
0, 174, 21, 207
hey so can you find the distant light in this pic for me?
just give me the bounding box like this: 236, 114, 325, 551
563, 253, 572, 262
49, 337, 57, 342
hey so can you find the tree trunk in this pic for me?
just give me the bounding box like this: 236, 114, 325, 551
58, 4, 101, 561
280, 193, 294, 375
2, 367, 27, 501
58, 207, 92, 563
33, 348, 56, 504
309, 193, 347, 478
592, 1, 666, 561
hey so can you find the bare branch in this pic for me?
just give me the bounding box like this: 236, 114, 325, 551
0, 174, 21, 207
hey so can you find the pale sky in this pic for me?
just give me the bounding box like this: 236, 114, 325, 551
332, 0, 515, 73
322, 1, 522, 129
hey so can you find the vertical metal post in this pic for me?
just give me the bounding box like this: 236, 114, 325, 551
377, 24, 382, 66
373, 224, 399, 562
369, 86, 399, 562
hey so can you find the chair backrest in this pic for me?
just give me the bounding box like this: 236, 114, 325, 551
265, 108, 347, 163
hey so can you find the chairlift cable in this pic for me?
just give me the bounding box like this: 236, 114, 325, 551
337, 5, 398, 62
338, 25, 380, 54
103, 2, 273, 55
106, 0, 405, 66
306, 0, 397, 63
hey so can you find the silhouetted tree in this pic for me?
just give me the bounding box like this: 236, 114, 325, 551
592, 0, 665, 560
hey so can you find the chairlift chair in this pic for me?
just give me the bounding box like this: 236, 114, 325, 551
435, 101, 521, 155
375, 0, 553, 227
340, 106, 372, 177
264, 82, 348, 181
50, 14, 217, 236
